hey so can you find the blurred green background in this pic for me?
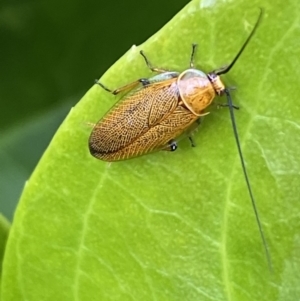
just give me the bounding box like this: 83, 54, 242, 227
0, 0, 190, 220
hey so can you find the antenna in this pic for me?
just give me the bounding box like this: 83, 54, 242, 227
215, 8, 263, 76
225, 89, 272, 271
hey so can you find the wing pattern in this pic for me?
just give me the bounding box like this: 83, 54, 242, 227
97, 105, 198, 161
90, 79, 181, 154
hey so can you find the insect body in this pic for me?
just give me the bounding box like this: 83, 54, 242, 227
89, 12, 261, 162
89, 68, 216, 161
89, 10, 272, 270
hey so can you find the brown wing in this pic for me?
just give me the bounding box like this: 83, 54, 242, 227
89, 78, 180, 155
97, 105, 198, 161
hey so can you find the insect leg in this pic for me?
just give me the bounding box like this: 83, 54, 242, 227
188, 136, 196, 147
186, 118, 201, 147
215, 86, 238, 109
190, 43, 198, 68
216, 102, 240, 110
161, 140, 178, 152
95, 78, 149, 95
140, 50, 169, 73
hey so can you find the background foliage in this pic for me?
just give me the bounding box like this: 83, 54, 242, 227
1, 0, 300, 300
0, 0, 189, 220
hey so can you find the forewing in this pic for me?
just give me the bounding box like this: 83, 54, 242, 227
98, 105, 198, 161
89, 78, 179, 154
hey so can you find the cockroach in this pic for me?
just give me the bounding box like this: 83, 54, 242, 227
89, 9, 271, 270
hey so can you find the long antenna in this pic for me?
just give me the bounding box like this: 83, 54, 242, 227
215, 8, 263, 76
225, 89, 272, 271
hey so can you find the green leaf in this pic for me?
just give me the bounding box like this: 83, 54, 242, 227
2, 0, 300, 300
